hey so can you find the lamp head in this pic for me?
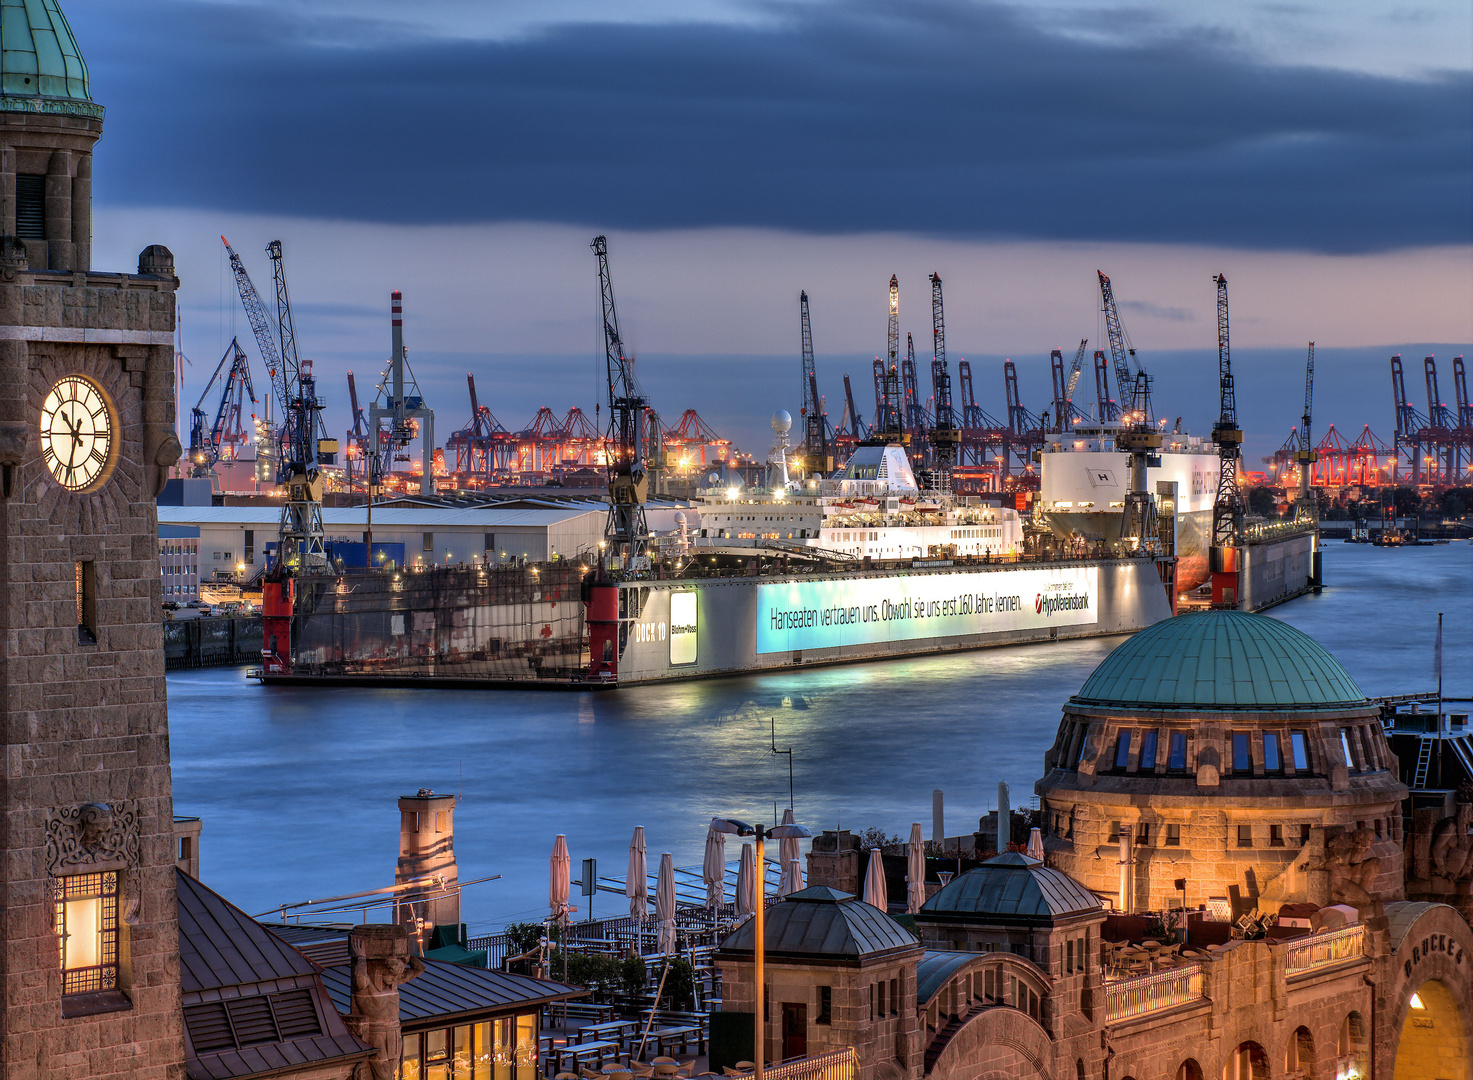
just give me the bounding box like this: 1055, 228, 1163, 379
768, 824, 812, 839
710, 816, 755, 836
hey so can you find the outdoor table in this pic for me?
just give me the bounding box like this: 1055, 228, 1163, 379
652, 1026, 706, 1056
578, 1021, 637, 1046
555, 1041, 624, 1073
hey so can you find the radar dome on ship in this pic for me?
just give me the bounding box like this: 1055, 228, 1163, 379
772, 410, 792, 433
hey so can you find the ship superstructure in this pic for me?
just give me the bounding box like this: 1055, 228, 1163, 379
1037, 421, 1219, 593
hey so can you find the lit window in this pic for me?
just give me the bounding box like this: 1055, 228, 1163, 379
54, 871, 119, 995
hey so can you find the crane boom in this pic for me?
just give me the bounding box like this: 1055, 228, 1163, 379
928, 272, 959, 491
1065, 339, 1087, 405
1211, 273, 1244, 550
799, 291, 828, 472
222, 237, 286, 413
591, 235, 649, 564
1097, 271, 1138, 416
1300, 343, 1315, 452
1293, 342, 1317, 514
842, 373, 866, 439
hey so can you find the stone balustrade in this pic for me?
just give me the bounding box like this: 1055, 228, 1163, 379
1103, 963, 1205, 1023
1284, 924, 1365, 976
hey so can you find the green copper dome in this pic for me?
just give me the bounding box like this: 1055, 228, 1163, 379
1073, 610, 1366, 710
1, 0, 100, 115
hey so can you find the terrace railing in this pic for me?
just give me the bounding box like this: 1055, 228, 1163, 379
760, 1047, 858, 1080
1104, 963, 1204, 1023
1284, 925, 1365, 976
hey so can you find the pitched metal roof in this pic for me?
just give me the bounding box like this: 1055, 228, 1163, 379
718, 885, 920, 960
1072, 610, 1366, 709
319, 959, 584, 1028
177, 871, 321, 993
176, 872, 371, 1080
919, 853, 1101, 924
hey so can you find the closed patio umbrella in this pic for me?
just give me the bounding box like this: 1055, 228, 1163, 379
1026, 827, 1045, 861
550, 834, 571, 921
778, 857, 802, 898
703, 826, 726, 910
906, 822, 926, 914
863, 848, 887, 911
735, 842, 756, 917
778, 808, 804, 893
627, 826, 649, 922
656, 852, 678, 955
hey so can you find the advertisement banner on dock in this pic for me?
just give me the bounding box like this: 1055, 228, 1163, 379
756, 567, 1098, 654
669, 591, 698, 665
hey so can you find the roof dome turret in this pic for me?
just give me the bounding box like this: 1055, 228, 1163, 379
1, 0, 97, 109
1073, 609, 1365, 710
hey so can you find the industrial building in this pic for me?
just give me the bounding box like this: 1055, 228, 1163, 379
156, 502, 607, 582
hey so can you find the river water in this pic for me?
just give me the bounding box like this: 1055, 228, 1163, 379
167, 542, 1471, 934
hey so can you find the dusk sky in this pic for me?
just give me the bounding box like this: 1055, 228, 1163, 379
77, 0, 1472, 465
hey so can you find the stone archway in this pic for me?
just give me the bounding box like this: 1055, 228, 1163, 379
1225, 1042, 1269, 1080
1394, 980, 1470, 1080
1285, 1026, 1314, 1079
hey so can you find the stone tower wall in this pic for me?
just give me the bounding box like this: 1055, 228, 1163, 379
0, 239, 186, 1078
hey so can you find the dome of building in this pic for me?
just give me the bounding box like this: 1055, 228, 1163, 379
1072, 609, 1365, 710
918, 852, 1101, 925
1, 0, 92, 102
719, 885, 919, 960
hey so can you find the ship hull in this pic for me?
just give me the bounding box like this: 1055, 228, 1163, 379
607, 557, 1174, 686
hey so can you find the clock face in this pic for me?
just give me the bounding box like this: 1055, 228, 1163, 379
40, 376, 115, 492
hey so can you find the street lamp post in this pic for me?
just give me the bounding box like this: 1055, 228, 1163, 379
711, 816, 811, 1080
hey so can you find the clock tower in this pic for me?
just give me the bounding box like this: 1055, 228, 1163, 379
0, 3, 187, 1078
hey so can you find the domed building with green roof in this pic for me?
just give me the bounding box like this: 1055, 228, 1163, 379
0, 0, 103, 272
1036, 609, 1407, 916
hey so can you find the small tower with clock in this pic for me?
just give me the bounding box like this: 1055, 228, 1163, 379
0, 3, 188, 1077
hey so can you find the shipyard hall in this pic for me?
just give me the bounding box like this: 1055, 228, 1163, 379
0, 2, 1470, 1080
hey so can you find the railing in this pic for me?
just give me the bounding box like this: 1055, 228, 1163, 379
1285, 925, 1365, 976
1104, 963, 1204, 1023
760, 1047, 857, 1080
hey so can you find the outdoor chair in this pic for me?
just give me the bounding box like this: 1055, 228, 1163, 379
734, 1063, 755, 1072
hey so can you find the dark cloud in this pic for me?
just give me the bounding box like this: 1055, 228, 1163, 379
77, 0, 1470, 251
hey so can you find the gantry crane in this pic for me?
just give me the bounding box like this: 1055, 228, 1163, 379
1294, 343, 1317, 518
369, 291, 435, 495
188, 336, 256, 481
928, 273, 960, 493
344, 371, 370, 492
1210, 274, 1245, 607
840, 373, 869, 443
223, 237, 333, 573
798, 292, 831, 475
591, 235, 649, 566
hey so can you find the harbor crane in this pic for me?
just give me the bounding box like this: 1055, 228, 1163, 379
928, 273, 960, 493
591, 235, 649, 566
1390, 355, 1429, 485
902, 337, 928, 441
839, 373, 868, 443
798, 292, 831, 475
1098, 271, 1140, 417
187, 336, 256, 481
1210, 273, 1245, 607
866, 276, 906, 445
369, 291, 435, 495
344, 371, 370, 492
1048, 339, 1088, 432
1294, 343, 1317, 518
223, 236, 333, 572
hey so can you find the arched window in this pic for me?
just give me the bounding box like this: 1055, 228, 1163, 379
1176, 1060, 1204, 1080
1226, 1043, 1269, 1080
1338, 1012, 1367, 1059
1286, 1026, 1314, 1079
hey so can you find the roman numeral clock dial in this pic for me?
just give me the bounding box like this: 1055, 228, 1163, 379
39, 376, 115, 492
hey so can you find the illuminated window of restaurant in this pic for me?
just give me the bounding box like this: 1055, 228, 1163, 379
75, 560, 97, 644
54, 871, 119, 995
